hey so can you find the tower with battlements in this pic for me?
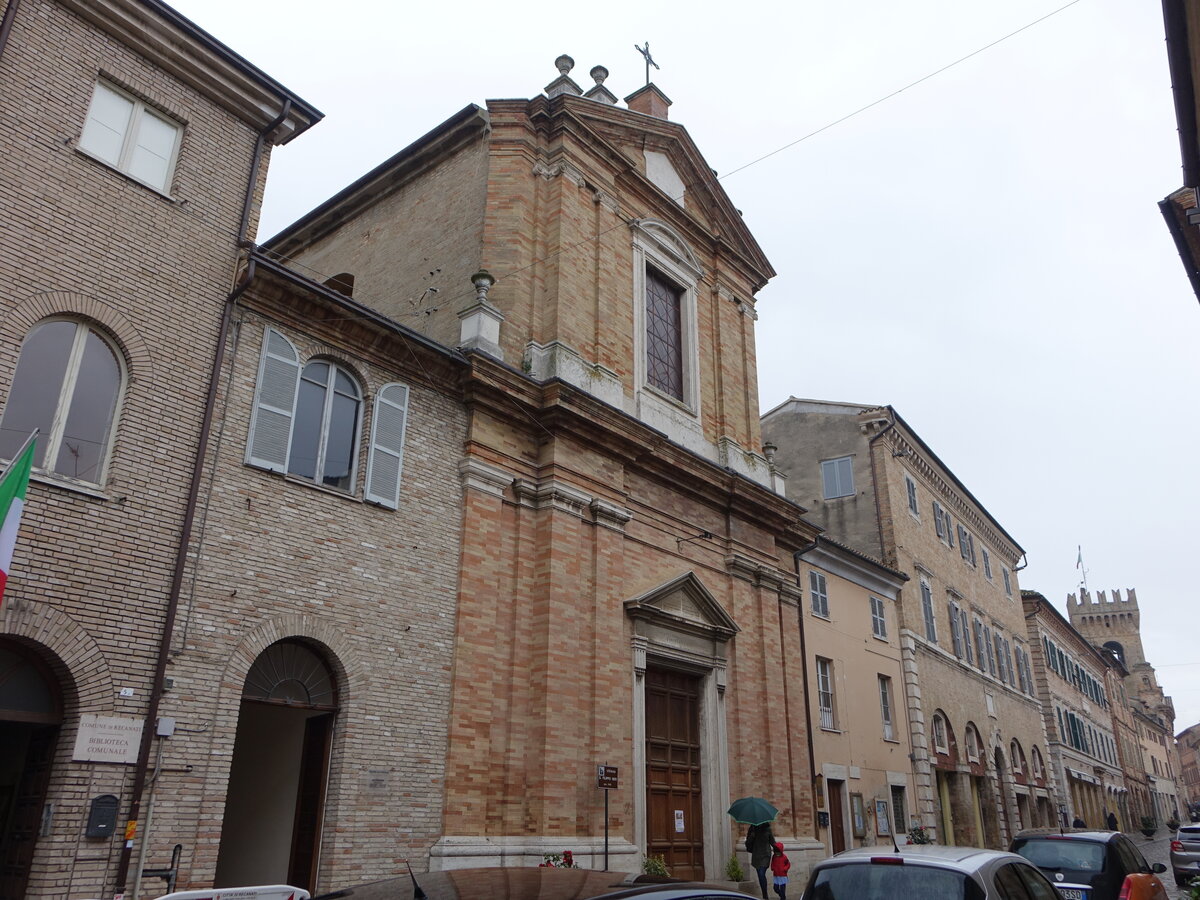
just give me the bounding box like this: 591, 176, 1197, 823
1068, 589, 1175, 724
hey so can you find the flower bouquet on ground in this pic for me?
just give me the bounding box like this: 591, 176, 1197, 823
539, 850, 577, 868
908, 824, 932, 845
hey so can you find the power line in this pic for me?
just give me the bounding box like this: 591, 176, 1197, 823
253, 0, 1087, 327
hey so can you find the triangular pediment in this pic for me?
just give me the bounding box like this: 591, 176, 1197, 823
624, 571, 739, 641
559, 97, 775, 287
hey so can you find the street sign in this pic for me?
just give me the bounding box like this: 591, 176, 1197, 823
597, 765, 618, 790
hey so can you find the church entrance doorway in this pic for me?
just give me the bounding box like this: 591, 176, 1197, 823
0, 640, 62, 900
215, 640, 337, 892
645, 667, 703, 881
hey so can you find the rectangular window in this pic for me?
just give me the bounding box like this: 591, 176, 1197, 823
905, 476, 919, 516
933, 501, 946, 539
973, 617, 986, 670
1002, 567, 1012, 597
817, 658, 836, 730
920, 579, 937, 643
870, 596, 887, 639
983, 548, 992, 580
879, 676, 895, 741
984, 625, 996, 676
963, 612, 975, 666
948, 600, 964, 658
821, 456, 854, 499
809, 571, 829, 618
79, 81, 181, 193
644, 267, 684, 399
994, 633, 1008, 683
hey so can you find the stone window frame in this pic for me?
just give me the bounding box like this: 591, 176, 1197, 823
78, 79, 183, 195
630, 219, 702, 416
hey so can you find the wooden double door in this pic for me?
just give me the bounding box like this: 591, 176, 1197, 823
646, 668, 704, 881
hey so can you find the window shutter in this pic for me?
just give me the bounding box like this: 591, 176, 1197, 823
246, 328, 301, 471
836, 456, 853, 495
365, 383, 409, 509
821, 460, 836, 498
933, 502, 944, 537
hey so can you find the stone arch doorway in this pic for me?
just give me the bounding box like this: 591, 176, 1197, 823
215, 639, 338, 891
0, 639, 64, 900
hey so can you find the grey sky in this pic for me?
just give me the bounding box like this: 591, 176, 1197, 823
173, 0, 1200, 730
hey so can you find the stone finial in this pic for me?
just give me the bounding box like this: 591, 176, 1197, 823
546, 55, 583, 98
471, 269, 495, 302
459, 269, 504, 360
762, 442, 777, 466
584, 64, 618, 105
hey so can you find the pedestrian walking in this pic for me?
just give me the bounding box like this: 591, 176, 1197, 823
746, 821, 776, 900
1073, 816, 1086, 828
1106, 811, 1118, 831
770, 840, 791, 900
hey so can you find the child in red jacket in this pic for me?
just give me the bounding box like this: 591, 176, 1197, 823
770, 841, 790, 900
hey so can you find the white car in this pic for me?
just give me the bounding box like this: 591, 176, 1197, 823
800, 844, 1062, 900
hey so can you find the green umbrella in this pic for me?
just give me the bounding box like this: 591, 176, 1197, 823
727, 796, 778, 825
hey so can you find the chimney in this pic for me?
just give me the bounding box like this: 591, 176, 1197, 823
625, 83, 672, 119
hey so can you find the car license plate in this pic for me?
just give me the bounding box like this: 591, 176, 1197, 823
1055, 890, 1086, 900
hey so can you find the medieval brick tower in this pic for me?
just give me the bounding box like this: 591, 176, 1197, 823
1067, 588, 1174, 720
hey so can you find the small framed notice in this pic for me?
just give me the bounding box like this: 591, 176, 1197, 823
875, 799, 892, 836
675, 810, 685, 833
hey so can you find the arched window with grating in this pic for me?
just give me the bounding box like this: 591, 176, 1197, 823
242, 640, 337, 710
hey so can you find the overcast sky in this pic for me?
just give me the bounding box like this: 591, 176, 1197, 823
173, 0, 1200, 732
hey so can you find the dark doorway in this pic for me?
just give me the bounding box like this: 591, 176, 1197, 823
0, 642, 63, 900
828, 780, 846, 854
216, 640, 337, 892
646, 667, 704, 880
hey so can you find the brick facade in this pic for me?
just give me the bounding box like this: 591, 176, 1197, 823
268, 61, 823, 882
0, 1, 317, 896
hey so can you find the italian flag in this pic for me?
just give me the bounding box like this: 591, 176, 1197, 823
0, 433, 36, 607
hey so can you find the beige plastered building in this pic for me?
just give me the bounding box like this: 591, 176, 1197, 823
799, 536, 913, 854
762, 400, 1058, 848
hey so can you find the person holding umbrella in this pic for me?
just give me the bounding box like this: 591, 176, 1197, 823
729, 797, 778, 900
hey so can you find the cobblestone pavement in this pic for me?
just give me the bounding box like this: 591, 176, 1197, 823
1125, 831, 1192, 900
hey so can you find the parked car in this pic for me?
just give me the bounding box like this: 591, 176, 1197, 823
1010, 829, 1169, 900
797, 844, 1061, 900
311, 866, 751, 900
1171, 822, 1200, 887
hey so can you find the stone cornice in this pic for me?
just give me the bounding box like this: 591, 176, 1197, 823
463, 353, 818, 548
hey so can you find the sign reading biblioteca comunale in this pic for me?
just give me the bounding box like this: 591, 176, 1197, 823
73, 715, 143, 764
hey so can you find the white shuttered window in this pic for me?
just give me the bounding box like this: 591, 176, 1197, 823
365, 383, 410, 509
246, 329, 301, 471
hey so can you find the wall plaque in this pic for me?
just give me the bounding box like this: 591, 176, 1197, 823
73, 715, 143, 764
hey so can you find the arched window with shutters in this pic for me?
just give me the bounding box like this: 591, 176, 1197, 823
246, 328, 408, 505
0, 318, 125, 485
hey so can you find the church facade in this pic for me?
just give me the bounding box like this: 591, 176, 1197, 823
267, 58, 824, 880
